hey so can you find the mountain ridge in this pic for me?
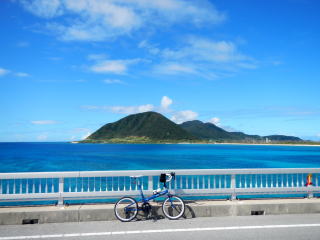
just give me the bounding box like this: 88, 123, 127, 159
180, 120, 302, 142
82, 111, 303, 143
85, 111, 199, 143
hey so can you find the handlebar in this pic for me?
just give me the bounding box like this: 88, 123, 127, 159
130, 173, 176, 184
165, 173, 172, 182
164, 172, 176, 182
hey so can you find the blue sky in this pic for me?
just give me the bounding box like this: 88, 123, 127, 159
0, 0, 320, 142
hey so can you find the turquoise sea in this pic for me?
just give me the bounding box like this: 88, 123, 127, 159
1, 142, 320, 173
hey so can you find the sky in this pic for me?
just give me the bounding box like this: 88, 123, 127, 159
0, 0, 320, 142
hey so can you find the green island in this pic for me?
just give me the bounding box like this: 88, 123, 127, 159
78, 112, 320, 145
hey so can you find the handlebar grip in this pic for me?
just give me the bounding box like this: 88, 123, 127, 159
171, 172, 176, 180
166, 173, 172, 182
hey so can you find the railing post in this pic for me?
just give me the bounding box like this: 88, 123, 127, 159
231, 174, 237, 200
306, 173, 314, 199
58, 177, 64, 206
148, 176, 153, 191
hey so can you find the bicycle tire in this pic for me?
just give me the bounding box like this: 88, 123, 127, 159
162, 195, 185, 220
114, 197, 138, 222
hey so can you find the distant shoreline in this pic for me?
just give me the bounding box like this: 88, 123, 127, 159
176, 142, 320, 147
211, 142, 320, 147
74, 141, 320, 147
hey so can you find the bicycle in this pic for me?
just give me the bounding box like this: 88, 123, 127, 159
114, 172, 185, 222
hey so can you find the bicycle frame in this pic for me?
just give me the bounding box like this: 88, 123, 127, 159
116, 174, 185, 221
134, 178, 170, 210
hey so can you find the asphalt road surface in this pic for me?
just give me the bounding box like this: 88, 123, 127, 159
0, 214, 320, 240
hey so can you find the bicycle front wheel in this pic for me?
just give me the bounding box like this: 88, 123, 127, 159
162, 195, 185, 220
114, 197, 138, 222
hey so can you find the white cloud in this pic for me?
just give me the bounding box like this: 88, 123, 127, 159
0, 68, 9, 76
171, 110, 198, 124
90, 58, 141, 74
316, 133, 320, 137
154, 63, 196, 75
0, 68, 31, 77
84, 96, 174, 114
68, 127, 92, 140
15, 72, 30, 77
31, 120, 58, 125
122, 0, 226, 26
21, 0, 62, 18
138, 40, 160, 55
82, 132, 91, 140
208, 117, 220, 125
103, 79, 125, 84
83, 96, 201, 124
82, 105, 99, 110
88, 54, 108, 61
20, 0, 226, 41
150, 36, 257, 79
83, 104, 154, 114
160, 96, 173, 111
110, 104, 154, 114
90, 60, 127, 74
162, 37, 253, 65
29, 0, 141, 41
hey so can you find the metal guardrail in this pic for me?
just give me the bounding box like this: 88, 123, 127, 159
0, 168, 320, 205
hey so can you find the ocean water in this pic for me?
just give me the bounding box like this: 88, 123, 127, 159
0, 142, 320, 173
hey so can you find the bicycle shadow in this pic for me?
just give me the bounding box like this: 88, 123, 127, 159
135, 201, 196, 222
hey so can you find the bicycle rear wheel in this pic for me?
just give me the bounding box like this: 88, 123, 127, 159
114, 197, 138, 222
162, 195, 185, 220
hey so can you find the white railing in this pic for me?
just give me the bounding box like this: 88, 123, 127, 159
0, 168, 319, 205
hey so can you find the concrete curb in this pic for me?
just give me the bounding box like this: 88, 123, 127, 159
0, 198, 319, 225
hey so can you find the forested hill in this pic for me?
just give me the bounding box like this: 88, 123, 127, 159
82, 111, 303, 143
180, 120, 302, 142
179, 120, 261, 141
84, 111, 198, 143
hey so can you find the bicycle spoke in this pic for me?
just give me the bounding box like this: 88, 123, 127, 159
114, 197, 138, 222
162, 195, 185, 220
